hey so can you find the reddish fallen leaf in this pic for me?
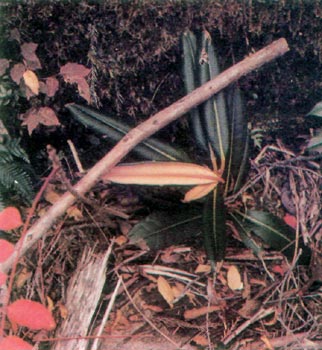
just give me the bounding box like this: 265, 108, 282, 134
0, 272, 7, 286
10, 63, 26, 85
272, 261, 289, 276
0, 207, 23, 230
283, 214, 297, 229
7, 299, 56, 330
21, 42, 42, 70
192, 334, 208, 346
0, 58, 9, 76
0, 239, 15, 263
0, 335, 33, 350
21, 107, 60, 135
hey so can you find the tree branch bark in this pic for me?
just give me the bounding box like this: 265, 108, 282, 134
0, 38, 289, 274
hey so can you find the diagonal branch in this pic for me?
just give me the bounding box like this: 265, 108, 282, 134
0, 38, 289, 274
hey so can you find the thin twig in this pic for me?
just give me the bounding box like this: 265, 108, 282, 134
118, 273, 182, 349
222, 307, 275, 346
91, 274, 122, 350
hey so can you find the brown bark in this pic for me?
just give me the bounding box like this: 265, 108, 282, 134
0, 38, 289, 274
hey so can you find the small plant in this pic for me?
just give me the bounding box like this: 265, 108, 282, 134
68, 30, 311, 268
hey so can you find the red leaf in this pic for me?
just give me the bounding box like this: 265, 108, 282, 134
0, 272, 7, 286
0, 58, 10, 76
60, 62, 90, 83
21, 42, 42, 70
0, 335, 33, 350
76, 77, 91, 103
45, 76, 59, 97
0, 239, 14, 263
7, 299, 56, 331
10, 63, 26, 85
283, 214, 297, 229
21, 107, 60, 135
0, 207, 23, 230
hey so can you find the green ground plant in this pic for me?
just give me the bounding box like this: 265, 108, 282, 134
67, 30, 311, 268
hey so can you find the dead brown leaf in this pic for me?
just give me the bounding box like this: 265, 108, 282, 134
184, 305, 220, 320
157, 276, 175, 308
67, 206, 83, 220
15, 267, 32, 289
115, 235, 128, 246
44, 187, 61, 204
192, 334, 208, 346
227, 265, 243, 291
161, 247, 180, 263
194, 264, 211, 274
238, 299, 261, 319
58, 302, 68, 320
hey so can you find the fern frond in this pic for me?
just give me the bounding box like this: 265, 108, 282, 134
0, 162, 34, 202
0, 134, 30, 163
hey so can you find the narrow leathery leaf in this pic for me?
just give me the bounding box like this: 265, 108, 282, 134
206, 31, 229, 160
128, 206, 203, 250
229, 212, 263, 257
199, 31, 228, 168
225, 85, 249, 193
66, 103, 191, 162
103, 162, 224, 186
306, 101, 322, 119
182, 30, 207, 151
183, 182, 216, 202
233, 129, 250, 193
203, 184, 226, 266
236, 210, 311, 264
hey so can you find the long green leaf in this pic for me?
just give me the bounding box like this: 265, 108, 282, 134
199, 30, 229, 165
128, 205, 203, 250
225, 86, 249, 193
234, 210, 311, 264
203, 184, 226, 267
182, 30, 207, 151
66, 103, 191, 162
229, 212, 264, 257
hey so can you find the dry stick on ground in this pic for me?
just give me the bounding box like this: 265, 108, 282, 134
0, 38, 289, 275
